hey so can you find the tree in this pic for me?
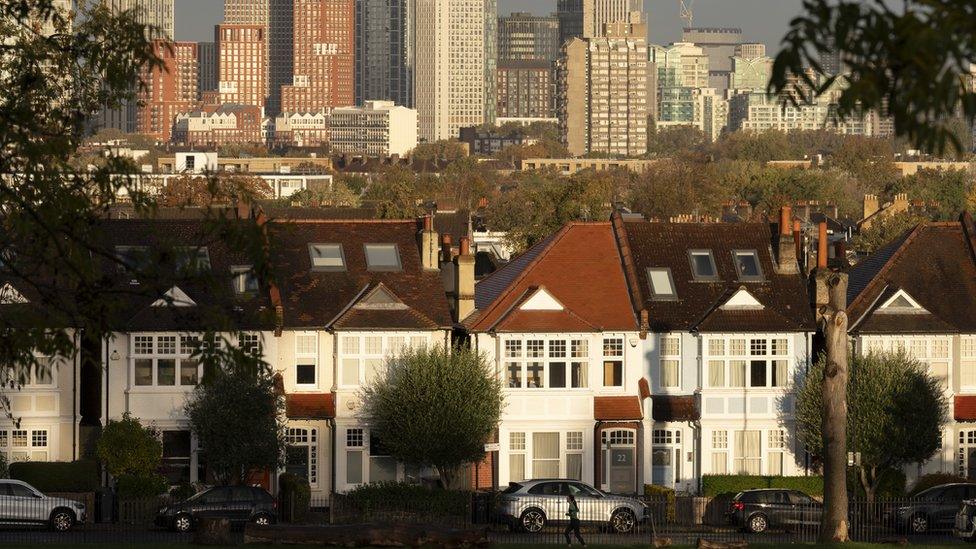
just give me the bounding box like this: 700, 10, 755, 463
359, 346, 503, 489
770, 0, 976, 154
646, 126, 708, 158
794, 352, 948, 502
280, 181, 360, 208
184, 354, 284, 485
628, 157, 723, 221
852, 212, 927, 254
156, 175, 275, 208
889, 168, 973, 220
409, 140, 467, 163
96, 413, 167, 496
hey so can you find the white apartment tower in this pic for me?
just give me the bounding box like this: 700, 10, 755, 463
557, 0, 643, 42
414, 0, 495, 142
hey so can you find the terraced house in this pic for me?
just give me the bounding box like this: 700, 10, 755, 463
613, 211, 816, 491
847, 213, 976, 484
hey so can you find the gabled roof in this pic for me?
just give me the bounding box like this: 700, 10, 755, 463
467, 223, 637, 333
268, 220, 453, 330
615, 215, 815, 333
847, 218, 976, 334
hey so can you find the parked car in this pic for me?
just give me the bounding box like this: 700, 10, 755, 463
890, 483, 976, 534
955, 498, 976, 541
0, 479, 86, 532
726, 489, 822, 534
155, 485, 276, 533
496, 479, 647, 534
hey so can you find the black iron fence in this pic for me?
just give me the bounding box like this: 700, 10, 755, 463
0, 492, 964, 545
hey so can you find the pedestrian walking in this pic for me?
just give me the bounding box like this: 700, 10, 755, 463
564, 493, 585, 546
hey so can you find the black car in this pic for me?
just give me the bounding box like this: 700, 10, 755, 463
890, 483, 976, 534
726, 489, 822, 533
155, 486, 277, 533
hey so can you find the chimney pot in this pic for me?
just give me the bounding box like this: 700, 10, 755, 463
459, 237, 471, 256
424, 214, 433, 232
817, 221, 829, 269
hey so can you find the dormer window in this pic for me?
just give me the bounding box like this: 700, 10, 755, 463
688, 250, 718, 281
231, 265, 259, 294
878, 289, 926, 314
647, 268, 677, 300
175, 246, 211, 272
732, 250, 763, 282
309, 244, 345, 271
364, 244, 401, 272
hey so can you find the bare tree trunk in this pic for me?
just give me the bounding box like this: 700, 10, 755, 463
819, 272, 849, 543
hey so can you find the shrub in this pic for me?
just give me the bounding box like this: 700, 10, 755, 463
0, 452, 7, 479
701, 475, 824, 497
279, 473, 311, 523
9, 460, 99, 492
116, 474, 168, 498
169, 483, 198, 503
97, 413, 162, 480
644, 484, 676, 522
345, 482, 471, 517
847, 467, 905, 499
908, 473, 970, 497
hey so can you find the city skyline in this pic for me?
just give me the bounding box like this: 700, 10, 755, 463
175, 0, 805, 51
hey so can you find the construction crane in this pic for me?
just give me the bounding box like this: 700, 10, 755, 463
679, 0, 694, 29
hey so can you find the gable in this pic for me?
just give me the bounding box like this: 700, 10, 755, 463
720, 288, 764, 310
0, 283, 28, 305
151, 286, 196, 307
519, 287, 564, 311
354, 284, 408, 310
877, 289, 927, 314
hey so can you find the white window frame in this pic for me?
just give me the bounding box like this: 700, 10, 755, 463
646, 267, 677, 300
962, 336, 976, 392
702, 334, 791, 389
0, 428, 50, 462
338, 332, 432, 388
602, 336, 625, 389
130, 333, 204, 389
501, 335, 590, 390
659, 335, 681, 389
294, 332, 318, 388
231, 265, 259, 294
731, 249, 764, 282
286, 427, 319, 487
860, 335, 952, 390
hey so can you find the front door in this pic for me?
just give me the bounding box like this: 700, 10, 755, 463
652, 448, 673, 487
603, 429, 637, 494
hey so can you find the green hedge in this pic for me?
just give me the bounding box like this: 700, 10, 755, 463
701, 475, 824, 497
644, 484, 676, 522
9, 460, 100, 493
346, 482, 471, 517
279, 473, 311, 523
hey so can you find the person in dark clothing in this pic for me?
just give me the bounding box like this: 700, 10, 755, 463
564, 493, 585, 546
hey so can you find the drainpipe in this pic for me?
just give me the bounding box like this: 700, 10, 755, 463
687, 420, 702, 495
102, 335, 110, 488
329, 417, 337, 506
72, 331, 78, 460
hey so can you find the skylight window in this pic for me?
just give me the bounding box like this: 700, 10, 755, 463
688, 250, 718, 281
175, 246, 211, 272
732, 250, 764, 282
309, 244, 345, 271
364, 244, 401, 272
231, 265, 259, 294
115, 246, 150, 273
647, 268, 677, 300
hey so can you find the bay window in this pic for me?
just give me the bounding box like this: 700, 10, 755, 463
339, 333, 429, 387
503, 337, 590, 389
704, 336, 789, 389
131, 334, 202, 388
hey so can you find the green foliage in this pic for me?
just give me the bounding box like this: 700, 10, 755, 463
278, 473, 311, 523
847, 467, 906, 499
644, 484, 676, 522
908, 473, 971, 497
281, 181, 361, 208
889, 168, 973, 220
346, 482, 471, 517
185, 369, 284, 485
770, 0, 976, 154
362, 166, 439, 219
359, 346, 503, 489
8, 460, 99, 492
409, 140, 467, 163
116, 473, 168, 498
646, 126, 708, 157
701, 475, 824, 497
852, 212, 927, 254
794, 352, 948, 500
97, 413, 162, 479
629, 157, 723, 221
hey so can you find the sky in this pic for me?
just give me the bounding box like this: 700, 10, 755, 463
174, 0, 806, 52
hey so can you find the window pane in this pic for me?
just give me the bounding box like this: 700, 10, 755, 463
526, 362, 543, 388
648, 268, 675, 296
768, 451, 783, 476
772, 360, 787, 387
749, 360, 766, 387
180, 359, 199, 386
135, 359, 153, 386
157, 359, 176, 386
549, 362, 566, 388
509, 454, 525, 482
691, 251, 716, 278
369, 456, 397, 482
571, 362, 588, 388
346, 450, 363, 484
729, 361, 746, 387
708, 360, 725, 387
661, 359, 679, 387
34, 358, 53, 385
310, 244, 345, 270
711, 452, 728, 474
603, 361, 623, 386
297, 363, 315, 385
506, 363, 522, 388
566, 454, 583, 480
364, 244, 400, 270
341, 359, 360, 385
735, 251, 762, 278
364, 359, 384, 384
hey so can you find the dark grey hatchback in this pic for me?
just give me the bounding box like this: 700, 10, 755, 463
727, 489, 822, 533
155, 486, 277, 532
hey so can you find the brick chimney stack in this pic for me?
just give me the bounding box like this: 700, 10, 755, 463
817, 221, 829, 270
418, 215, 439, 271
775, 206, 799, 275
454, 237, 475, 322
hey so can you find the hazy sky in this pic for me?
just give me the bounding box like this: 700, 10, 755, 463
175, 0, 806, 51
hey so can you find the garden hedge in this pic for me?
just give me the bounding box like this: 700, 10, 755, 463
701, 475, 824, 497
345, 481, 472, 517
644, 484, 676, 522
9, 460, 100, 492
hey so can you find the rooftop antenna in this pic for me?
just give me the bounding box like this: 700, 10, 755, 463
679, 0, 694, 29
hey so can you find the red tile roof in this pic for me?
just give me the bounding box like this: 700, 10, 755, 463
468, 223, 637, 332
594, 396, 643, 421
652, 395, 700, 422
285, 393, 336, 420
956, 396, 976, 422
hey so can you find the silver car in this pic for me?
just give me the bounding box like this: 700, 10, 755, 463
497, 479, 647, 534
0, 479, 86, 531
